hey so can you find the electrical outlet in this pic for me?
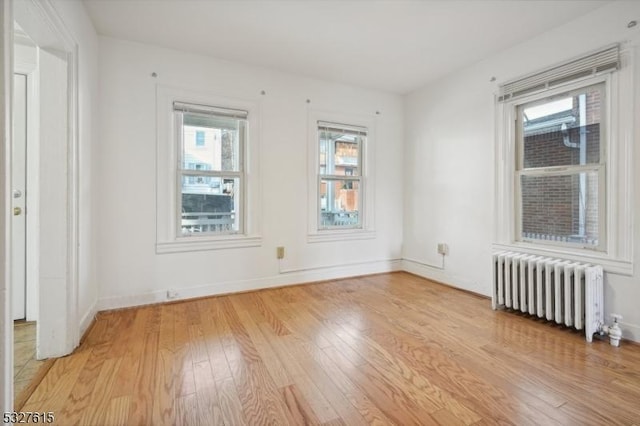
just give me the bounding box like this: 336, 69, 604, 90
437, 243, 449, 256
276, 246, 285, 259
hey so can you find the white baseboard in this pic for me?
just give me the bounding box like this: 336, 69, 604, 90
401, 258, 490, 297
620, 321, 640, 344
97, 259, 402, 311
78, 300, 97, 339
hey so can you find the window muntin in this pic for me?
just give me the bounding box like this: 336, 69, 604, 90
318, 122, 365, 229
515, 83, 605, 250
175, 104, 246, 236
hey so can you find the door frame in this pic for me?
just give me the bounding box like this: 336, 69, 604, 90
1, 0, 80, 407
12, 0, 80, 359
1, 0, 14, 412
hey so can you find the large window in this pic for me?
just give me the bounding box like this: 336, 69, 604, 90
516, 83, 605, 250
157, 88, 261, 253
494, 44, 634, 274
318, 121, 365, 229
174, 102, 246, 236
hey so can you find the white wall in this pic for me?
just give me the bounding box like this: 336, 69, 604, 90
95, 37, 404, 309
403, 1, 640, 341
49, 0, 100, 336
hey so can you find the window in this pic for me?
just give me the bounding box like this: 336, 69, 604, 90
516, 83, 605, 250
306, 110, 376, 243
494, 44, 633, 274
156, 86, 261, 253
318, 121, 365, 229
175, 102, 245, 235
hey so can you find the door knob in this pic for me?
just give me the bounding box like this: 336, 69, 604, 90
13, 207, 21, 216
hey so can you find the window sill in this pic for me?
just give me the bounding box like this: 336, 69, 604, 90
157, 235, 262, 254
492, 242, 633, 276
308, 229, 376, 244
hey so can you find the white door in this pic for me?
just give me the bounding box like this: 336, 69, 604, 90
12, 73, 27, 321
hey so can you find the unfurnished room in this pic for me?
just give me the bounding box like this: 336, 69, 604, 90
1, 0, 640, 424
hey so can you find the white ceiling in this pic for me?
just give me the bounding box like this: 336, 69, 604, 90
83, 0, 610, 94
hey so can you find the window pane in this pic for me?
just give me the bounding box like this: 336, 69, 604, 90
182, 112, 243, 172
181, 176, 239, 234
520, 172, 599, 246
319, 130, 361, 176
521, 86, 601, 169
320, 179, 360, 227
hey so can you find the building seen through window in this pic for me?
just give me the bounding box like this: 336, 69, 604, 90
318, 122, 365, 228
518, 84, 603, 248
176, 104, 245, 235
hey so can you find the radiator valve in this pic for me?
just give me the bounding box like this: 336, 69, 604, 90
608, 314, 623, 347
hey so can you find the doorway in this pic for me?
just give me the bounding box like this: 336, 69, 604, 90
8, 0, 80, 406
11, 72, 26, 322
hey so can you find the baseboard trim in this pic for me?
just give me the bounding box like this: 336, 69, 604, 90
97, 259, 402, 311
620, 321, 640, 344
78, 300, 97, 341
401, 258, 490, 297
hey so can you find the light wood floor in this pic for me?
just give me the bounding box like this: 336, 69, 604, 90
14, 321, 53, 409
14, 321, 38, 397
20, 272, 640, 425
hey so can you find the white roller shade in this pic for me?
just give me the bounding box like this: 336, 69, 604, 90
318, 121, 367, 136
499, 44, 619, 102
173, 101, 248, 119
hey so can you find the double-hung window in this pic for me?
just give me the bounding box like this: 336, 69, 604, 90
317, 121, 366, 229
174, 102, 246, 236
495, 44, 634, 273
156, 87, 261, 253
516, 83, 605, 250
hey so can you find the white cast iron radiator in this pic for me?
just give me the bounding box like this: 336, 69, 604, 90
492, 252, 604, 342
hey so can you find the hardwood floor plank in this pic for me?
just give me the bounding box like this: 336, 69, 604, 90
230, 295, 294, 388
195, 385, 224, 426
103, 395, 130, 426
262, 328, 339, 423
227, 357, 293, 426
215, 376, 247, 426
24, 349, 92, 406
200, 299, 235, 382
322, 345, 435, 425
126, 331, 159, 425
176, 393, 199, 426
281, 384, 322, 426
38, 345, 104, 424
151, 349, 175, 426
221, 296, 296, 425
79, 357, 123, 426
249, 292, 292, 336
158, 303, 176, 352
277, 331, 386, 426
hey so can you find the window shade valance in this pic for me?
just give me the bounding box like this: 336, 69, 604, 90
173, 101, 248, 119
498, 44, 619, 102
318, 121, 367, 136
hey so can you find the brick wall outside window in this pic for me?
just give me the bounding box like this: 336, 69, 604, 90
520, 92, 601, 243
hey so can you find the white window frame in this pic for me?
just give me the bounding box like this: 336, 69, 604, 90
317, 121, 365, 230
307, 110, 376, 243
174, 102, 246, 236
156, 86, 261, 253
514, 82, 607, 252
494, 46, 634, 275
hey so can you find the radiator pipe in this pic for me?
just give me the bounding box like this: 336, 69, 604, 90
599, 314, 623, 347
